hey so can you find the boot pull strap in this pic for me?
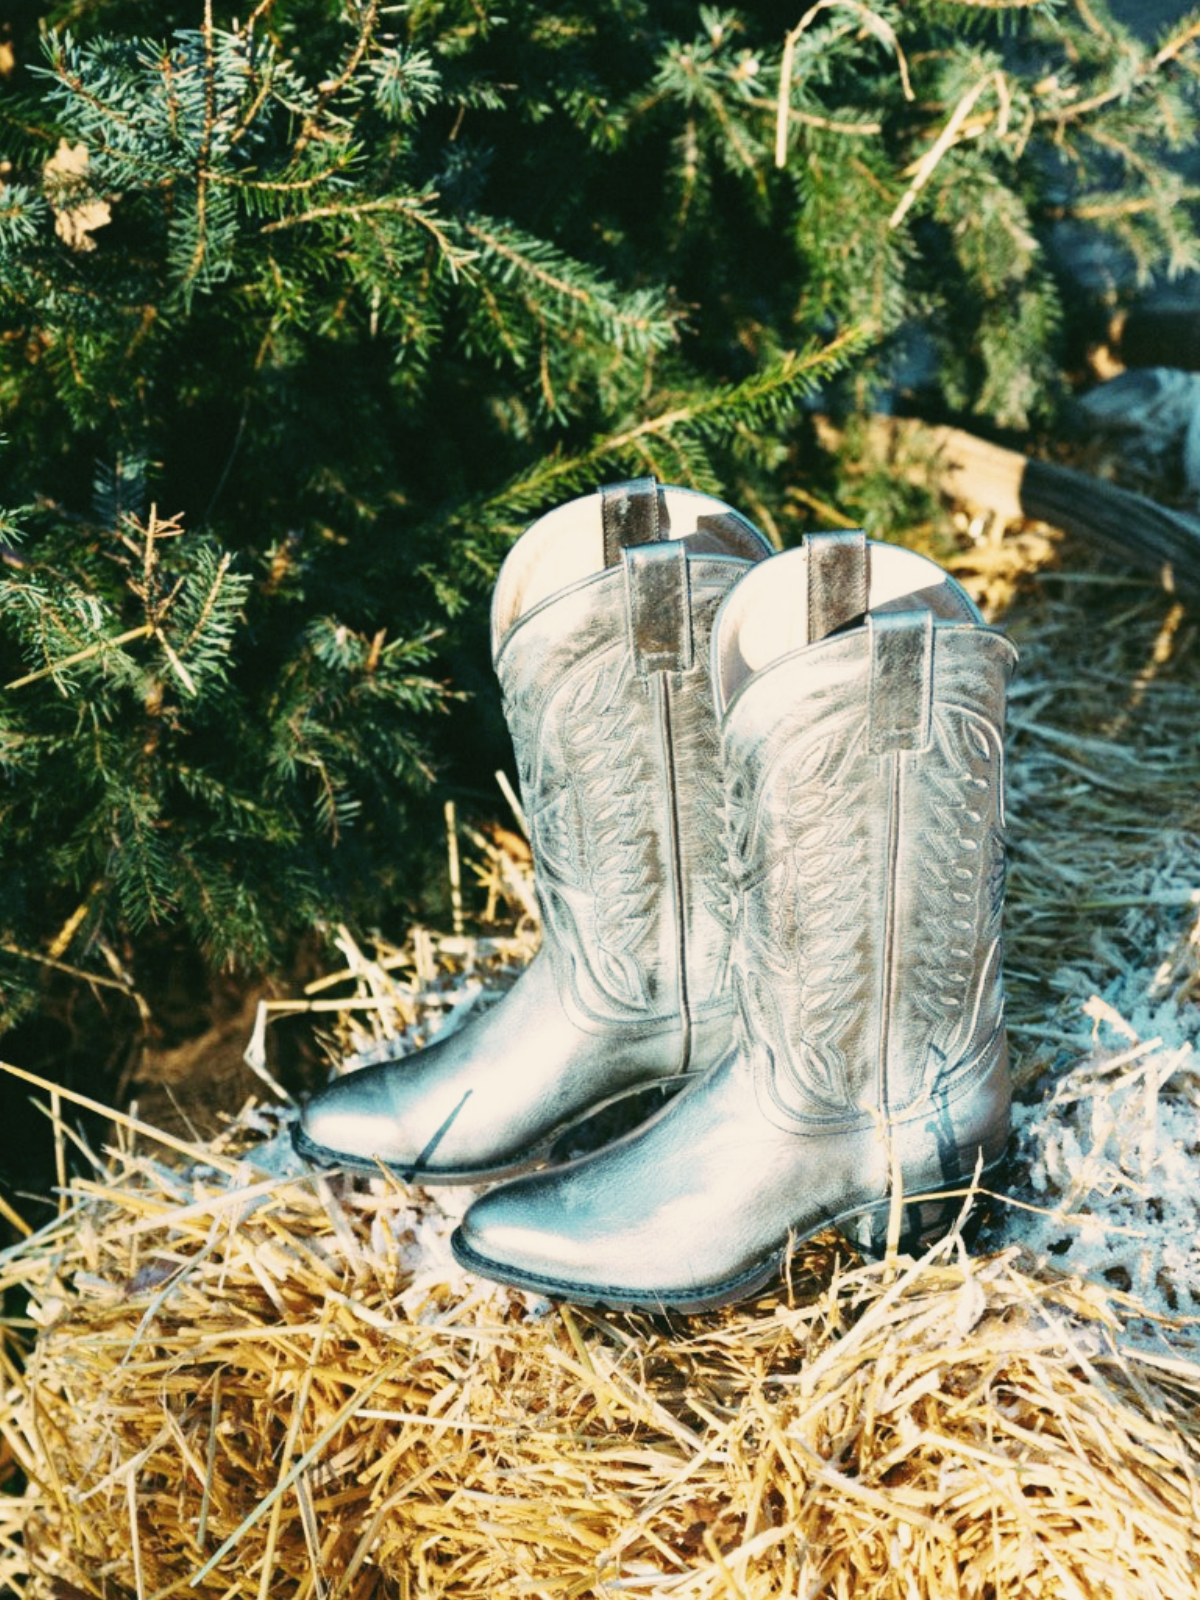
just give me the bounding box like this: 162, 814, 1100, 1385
625, 541, 694, 675
601, 477, 668, 566
807, 529, 868, 643
868, 609, 934, 753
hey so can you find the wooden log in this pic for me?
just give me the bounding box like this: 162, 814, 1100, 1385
828, 418, 1200, 597
1020, 453, 1200, 593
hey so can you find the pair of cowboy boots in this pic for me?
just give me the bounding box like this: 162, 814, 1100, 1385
295, 479, 1016, 1312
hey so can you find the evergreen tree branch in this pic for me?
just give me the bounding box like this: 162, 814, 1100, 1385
153, 624, 197, 695
753, 97, 882, 137
1065, 186, 1200, 218
216, 162, 360, 193
778, 1, 913, 166
187, 0, 217, 295
1039, 14, 1200, 125
3, 625, 154, 692
487, 326, 874, 516
229, 1, 287, 146
462, 219, 675, 345
463, 221, 597, 308
889, 71, 1005, 229
177, 552, 235, 655
293, 0, 379, 156
259, 193, 448, 236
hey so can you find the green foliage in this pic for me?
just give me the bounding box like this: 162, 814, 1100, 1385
0, 490, 446, 980
0, 0, 1197, 1024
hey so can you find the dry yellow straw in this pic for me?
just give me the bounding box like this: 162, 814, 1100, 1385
2, 1130, 1199, 1600
3, 522, 1199, 1600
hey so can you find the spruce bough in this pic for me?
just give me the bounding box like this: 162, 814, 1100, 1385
1, 0, 1195, 1028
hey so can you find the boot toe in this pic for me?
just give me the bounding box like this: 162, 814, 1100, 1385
452, 1171, 657, 1299
450, 1104, 758, 1306
454, 1179, 586, 1284
296, 1065, 418, 1168
452, 1173, 772, 1311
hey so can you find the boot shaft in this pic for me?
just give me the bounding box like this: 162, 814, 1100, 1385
714, 537, 1017, 1135
492, 480, 772, 1045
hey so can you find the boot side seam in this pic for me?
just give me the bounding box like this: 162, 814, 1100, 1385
878, 749, 902, 1119
657, 672, 692, 1074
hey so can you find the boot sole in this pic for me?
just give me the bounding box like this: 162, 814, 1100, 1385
449, 1163, 1005, 1313
291, 1074, 696, 1188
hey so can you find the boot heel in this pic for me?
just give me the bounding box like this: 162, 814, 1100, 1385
845, 1181, 991, 1261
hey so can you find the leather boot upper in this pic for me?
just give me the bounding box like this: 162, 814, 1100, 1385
453, 534, 1018, 1303
294, 481, 771, 1180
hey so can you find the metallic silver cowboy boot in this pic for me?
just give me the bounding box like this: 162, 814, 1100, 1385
452, 532, 1018, 1308
293, 479, 772, 1183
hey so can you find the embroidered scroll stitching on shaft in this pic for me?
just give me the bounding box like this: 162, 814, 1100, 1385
907, 703, 1007, 1096
728, 719, 875, 1123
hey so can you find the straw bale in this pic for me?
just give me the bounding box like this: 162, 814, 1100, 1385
2, 533, 1200, 1599
2, 1140, 1200, 1600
